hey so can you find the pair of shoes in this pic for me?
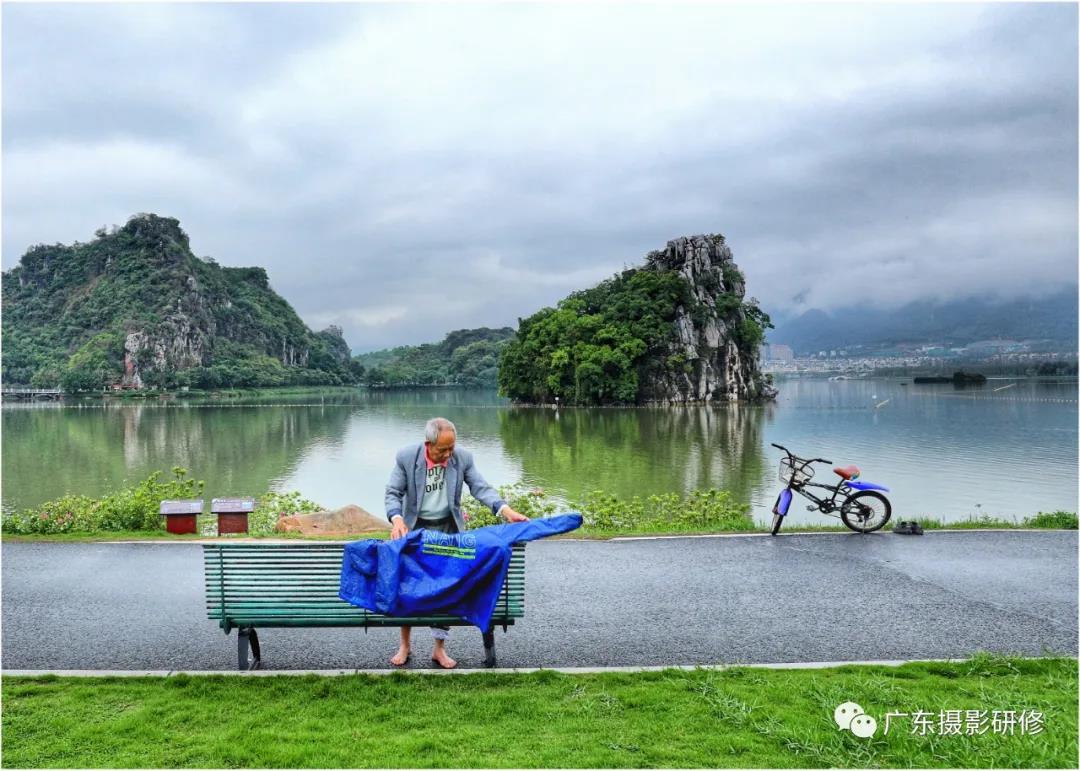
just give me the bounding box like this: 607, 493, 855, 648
430, 657, 457, 670
390, 652, 412, 667
893, 520, 924, 535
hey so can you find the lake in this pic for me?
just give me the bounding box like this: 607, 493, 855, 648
2, 378, 1076, 526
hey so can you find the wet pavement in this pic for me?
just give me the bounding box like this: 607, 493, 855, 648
2, 530, 1076, 671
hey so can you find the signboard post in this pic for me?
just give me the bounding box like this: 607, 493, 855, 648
160, 499, 203, 535
212, 497, 255, 535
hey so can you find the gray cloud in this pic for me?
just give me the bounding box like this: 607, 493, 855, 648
3, 3, 1076, 351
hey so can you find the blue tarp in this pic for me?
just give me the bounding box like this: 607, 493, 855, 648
339, 513, 583, 631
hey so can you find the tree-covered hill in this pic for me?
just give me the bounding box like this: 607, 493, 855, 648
498, 235, 775, 406
2, 214, 361, 390
354, 327, 515, 387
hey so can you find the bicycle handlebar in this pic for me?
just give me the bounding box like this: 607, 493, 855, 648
771, 443, 831, 465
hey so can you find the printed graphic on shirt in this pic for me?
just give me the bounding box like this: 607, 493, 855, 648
425, 465, 445, 495
418, 464, 451, 520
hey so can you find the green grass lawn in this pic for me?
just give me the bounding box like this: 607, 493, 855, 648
2, 654, 1075, 768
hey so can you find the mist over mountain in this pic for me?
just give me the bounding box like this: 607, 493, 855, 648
767, 288, 1079, 355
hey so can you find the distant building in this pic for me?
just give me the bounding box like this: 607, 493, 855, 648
968, 339, 1023, 354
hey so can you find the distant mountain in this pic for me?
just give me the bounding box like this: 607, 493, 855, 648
354, 327, 516, 387
2, 213, 359, 389
768, 288, 1079, 355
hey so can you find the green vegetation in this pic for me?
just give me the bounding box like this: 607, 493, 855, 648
0, 468, 204, 534
5, 470, 1074, 539
498, 254, 772, 405
3, 653, 1075, 767
499, 269, 689, 404
354, 327, 515, 387
0, 469, 321, 536
2, 214, 360, 390
909, 511, 1078, 531
463, 484, 752, 534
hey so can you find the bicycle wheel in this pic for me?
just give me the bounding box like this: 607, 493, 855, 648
840, 491, 892, 533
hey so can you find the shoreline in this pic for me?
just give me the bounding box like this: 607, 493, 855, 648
3, 374, 1075, 406
4, 523, 1075, 544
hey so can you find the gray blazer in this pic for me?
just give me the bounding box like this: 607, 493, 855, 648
384, 443, 508, 531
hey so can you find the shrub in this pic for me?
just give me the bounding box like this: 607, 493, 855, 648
1024, 510, 1078, 529
460, 484, 560, 528
579, 488, 752, 533
1, 467, 204, 534
460, 484, 752, 534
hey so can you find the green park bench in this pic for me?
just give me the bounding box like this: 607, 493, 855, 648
203, 542, 526, 670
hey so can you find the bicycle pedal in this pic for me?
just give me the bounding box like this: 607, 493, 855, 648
806, 505, 818, 512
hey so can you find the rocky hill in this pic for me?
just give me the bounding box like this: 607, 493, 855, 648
2, 214, 358, 389
498, 234, 776, 405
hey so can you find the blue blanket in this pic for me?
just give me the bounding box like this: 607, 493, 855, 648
339, 513, 582, 631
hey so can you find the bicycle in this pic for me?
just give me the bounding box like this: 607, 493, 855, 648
769, 443, 892, 535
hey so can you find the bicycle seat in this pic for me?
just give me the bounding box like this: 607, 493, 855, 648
833, 465, 861, 480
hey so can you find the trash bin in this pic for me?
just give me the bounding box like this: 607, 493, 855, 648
212, 497, 255, 535
160, 499, 203, 535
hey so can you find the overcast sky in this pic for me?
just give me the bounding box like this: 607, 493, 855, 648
3, 2, 1077, 351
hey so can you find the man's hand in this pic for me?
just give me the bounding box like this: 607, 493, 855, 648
500, 506, 530, 523
390, 516, 409, 540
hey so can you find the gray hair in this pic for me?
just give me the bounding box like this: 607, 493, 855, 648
424, 417, 457, 443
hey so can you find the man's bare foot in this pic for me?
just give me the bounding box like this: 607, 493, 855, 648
431, 648, 457, 669
390, 645, 411, 666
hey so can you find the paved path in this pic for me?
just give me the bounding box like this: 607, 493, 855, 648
2, 531, 1076, 671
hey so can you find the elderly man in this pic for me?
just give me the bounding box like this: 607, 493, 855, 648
385, 417, 528, 669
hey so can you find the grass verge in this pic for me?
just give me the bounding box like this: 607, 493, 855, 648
2, 653, 1075, 768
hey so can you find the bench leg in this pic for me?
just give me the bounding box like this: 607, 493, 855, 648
238, 627, 262, 671
482, 627, 496, 668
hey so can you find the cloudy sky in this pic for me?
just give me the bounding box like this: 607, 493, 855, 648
3, 2, 1076, 351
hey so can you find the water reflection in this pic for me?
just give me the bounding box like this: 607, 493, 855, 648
1, 400, 351, 512
2, 380, 1076, 524
497, 404, 771, 503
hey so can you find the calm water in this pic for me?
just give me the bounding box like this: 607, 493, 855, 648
3, 378, 1076, 526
